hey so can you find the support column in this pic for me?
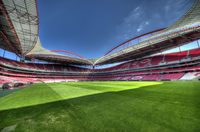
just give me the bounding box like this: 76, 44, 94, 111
197, 40, 200, 48
3, 50, 5, 57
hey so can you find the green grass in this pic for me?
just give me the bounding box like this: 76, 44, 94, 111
0, 81, 200, 132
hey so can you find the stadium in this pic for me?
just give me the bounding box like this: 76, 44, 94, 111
0, 0, 200, 131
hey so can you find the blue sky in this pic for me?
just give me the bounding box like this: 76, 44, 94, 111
38, 0, 195, 59
0, 0, 197, 60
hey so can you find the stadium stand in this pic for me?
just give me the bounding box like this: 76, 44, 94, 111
180, 72, 200, 80
0, 0, 200, 89
0, 48, 200, 87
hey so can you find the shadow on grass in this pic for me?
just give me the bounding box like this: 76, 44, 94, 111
0, 81, 162, 111
0, 81, 200, 131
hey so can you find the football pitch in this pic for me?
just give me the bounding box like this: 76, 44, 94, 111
0, 81, 200, 132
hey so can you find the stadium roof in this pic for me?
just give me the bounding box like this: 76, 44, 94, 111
0, 0, 38, 55
1, 0, 200, 66
26, 38, 93, 65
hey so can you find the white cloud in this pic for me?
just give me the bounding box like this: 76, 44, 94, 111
115, 6, 145, 38
124, 6, 143, 23
136, 21, 150, 32
137, 24, 143, 32
111, 4, 154, 45
134, 6, 140, 12
137, 28, 142, 32
145, 21, 149, 25
164, 5, 170, 12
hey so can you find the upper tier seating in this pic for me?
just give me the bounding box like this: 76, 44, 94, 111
1, 48, 200, 73
189, 48, 200, 58
151, 55, 164, 65
139, 59, 151, 68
